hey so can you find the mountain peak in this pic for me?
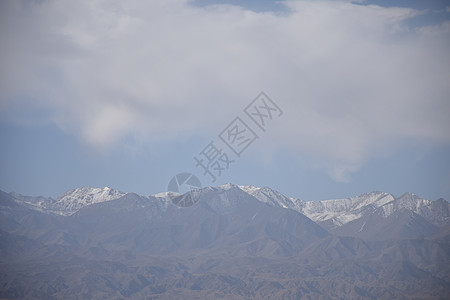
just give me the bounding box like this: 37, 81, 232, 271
7, 185, 448, 232
58, 186, 117, 198
237, 184, 260, 194
299, 191, 395, 228
50, 186, 126, 215
218, 183, 239, 190
397, 192, 419, 199
2, 185, 449, 299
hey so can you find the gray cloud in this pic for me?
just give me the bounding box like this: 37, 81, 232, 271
1, 0, 449, 181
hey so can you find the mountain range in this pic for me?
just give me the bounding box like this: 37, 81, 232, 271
1, 184, 449, 299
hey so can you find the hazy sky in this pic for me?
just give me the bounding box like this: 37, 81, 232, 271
1, 0, 449, 201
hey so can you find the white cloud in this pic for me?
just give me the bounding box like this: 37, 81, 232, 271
1, 0, 449, 181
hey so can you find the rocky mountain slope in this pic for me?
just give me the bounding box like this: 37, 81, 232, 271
238, 185, 450, 241
1, 185, 449, 299
11, 187, 125, 216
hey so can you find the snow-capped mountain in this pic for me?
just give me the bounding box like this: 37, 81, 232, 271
2, 185, 450, 299
9, 184, 449, 237
12, 187, 126, 216
237, 186, 396, 227
237, 186, 449, 229
238, 185, 304, 211
53, 187, 126, 215
235, 185, 449, 240
380, 192, 450, 225
300, 191, 395, 228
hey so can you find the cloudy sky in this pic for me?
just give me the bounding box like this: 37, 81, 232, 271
1, 0, 449, 201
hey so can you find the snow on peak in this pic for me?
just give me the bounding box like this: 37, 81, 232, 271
11, 184, 444, 227
238, 185, 261, 194
235, 189, 395, 227
380, 192, 432, 218
52, 187, 126, 216
300, 192, 395, 226
218, 183, 239, 190
235, 187, 403, 227
238, 185, 304, 211
153, 191, 180, 198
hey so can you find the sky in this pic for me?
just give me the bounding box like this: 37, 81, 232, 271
1, 0, 449, 201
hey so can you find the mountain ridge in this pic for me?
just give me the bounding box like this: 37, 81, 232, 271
1, 185, 450, 299
6, 185, 449, 228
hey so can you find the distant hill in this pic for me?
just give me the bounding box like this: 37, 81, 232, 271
1, 185, 449, 299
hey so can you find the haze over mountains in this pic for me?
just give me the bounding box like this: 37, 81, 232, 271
1, 185, 449, 299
